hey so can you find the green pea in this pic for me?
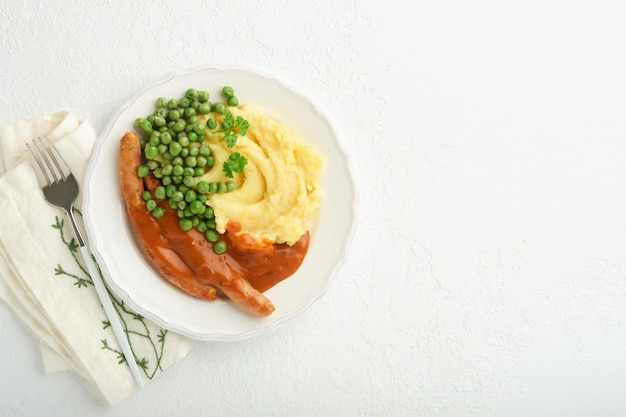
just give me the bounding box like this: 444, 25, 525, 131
172, 175, 182, 184
188, 143, 200, 156
189, 200, 205, 214
145, 199, 157, 211
187, 132, 199, 142
161, 175, 172, 186
179, 97, 190, 108
206, 118, 217, 130
217, 182, 227, 193
153, 167, 163, 178
169, 141, 182, 156
173, 119, 186, 133
185, 189, 197, 203
160, 131, 172, 144
172, 165, 184, 177
166, 184, 177, 198
196, 221, 207, 232
179, 218, 193, 231
178, 201, 188, 210
156, 108, 168, 118
227, 96, 239, 107
153, 116, 166, 128
137, 165, 149, 178
204, 206, 214, 219
222, 86, 234, 97
168, 109, 180, 121
154, 186, 166, 200
149, 130, 160, 142
206, 156, 215, 166
156, 97, 168, 108
172, 191, 184, 202
198, 102, 211, 114
197, 194, 208, 204
145, 145, 159, 160
208, 182, 217, 194
151, 207, 165, 219
177, 184, 189, 194
167, 98, 179, 109
169, 198, 178, 209
183, 175, 195, 187
177, 209, 185, 218
184, 107, 196, 118
141, 191, 152, 201
182, 167, 194, 177
213, 241, 227, 254
205, 229, 219, 243
178, 135, 190, 147
179, 147, 189, 158
139, 119, 152, 133
196, 181, 210, 194
194, 167, 205, 177
185, 156, 197, 167
193, 123, 206, 136
196, 156, 207, 168
157, 144, 168, 155
161, 163, 173, 176
226, 180, 236, 191
214, 103, 226, 114
185, 88, 198, 99
199, 144, 211, 156
198, 91, 210, 102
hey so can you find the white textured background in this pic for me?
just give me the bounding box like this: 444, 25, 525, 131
2, 0, 626, 416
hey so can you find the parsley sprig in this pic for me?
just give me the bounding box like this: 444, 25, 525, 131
219, 108, 249, 148
223, 152, 248, 178
214, 105, 249, 178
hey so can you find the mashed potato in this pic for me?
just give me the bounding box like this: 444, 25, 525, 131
198, 105, 323, 246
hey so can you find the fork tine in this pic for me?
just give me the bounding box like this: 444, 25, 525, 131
33, 137, 57, 183
26, 140, 53, 187
42, 136, 68, 182
33, 137, 63, 184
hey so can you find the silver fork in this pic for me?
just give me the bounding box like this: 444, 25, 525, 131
27, 136, 144, 389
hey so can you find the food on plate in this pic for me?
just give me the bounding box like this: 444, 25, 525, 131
202, 104, 322, 246
118, 86, 322, 316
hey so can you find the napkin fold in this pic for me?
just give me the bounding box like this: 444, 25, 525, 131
0, 112, 193, 405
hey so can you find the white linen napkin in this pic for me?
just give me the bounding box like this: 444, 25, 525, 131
0, 112, 194, 405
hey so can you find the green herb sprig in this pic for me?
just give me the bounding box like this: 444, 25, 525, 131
223, 152, 248, 178
218, 108, 249, 148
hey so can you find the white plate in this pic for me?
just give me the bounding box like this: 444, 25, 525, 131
82, 65, 358, 341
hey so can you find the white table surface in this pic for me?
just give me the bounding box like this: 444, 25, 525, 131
2, 1, 626, 416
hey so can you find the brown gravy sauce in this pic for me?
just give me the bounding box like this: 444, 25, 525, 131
136, 202, 309, 294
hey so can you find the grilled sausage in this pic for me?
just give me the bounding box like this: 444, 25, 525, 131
119, 131, 275, 316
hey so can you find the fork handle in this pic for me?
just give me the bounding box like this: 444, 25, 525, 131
79, 246, 145, 389
66, 207, 144, 388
